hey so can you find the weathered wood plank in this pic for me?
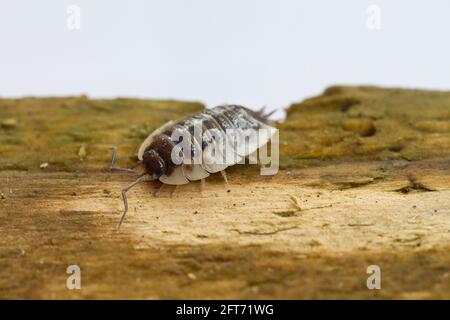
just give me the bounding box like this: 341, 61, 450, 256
1, 88, 449, 299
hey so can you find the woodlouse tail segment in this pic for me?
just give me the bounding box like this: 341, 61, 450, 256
109, 147, 141, 174
117, 174, 153, 230
257, 106, 276, 119
264, 109, 277, 118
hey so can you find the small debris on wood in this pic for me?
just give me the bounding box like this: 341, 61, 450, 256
231, 225, 299, 236
273, 210, 297, 217
40, 162, 49, 169
187, 273, 197, 280
395, 174, 435, 193
289, 194, 302, 211
276, 194, 337, 217
78, 144, 87, 160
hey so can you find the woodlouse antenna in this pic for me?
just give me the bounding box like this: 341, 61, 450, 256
117, 174, 153, 230
109, 147, 141, 174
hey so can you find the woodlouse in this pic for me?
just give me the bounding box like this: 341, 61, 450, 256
111, 104, 277, 228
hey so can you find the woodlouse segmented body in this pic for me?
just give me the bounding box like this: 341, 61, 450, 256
112, 104, 276, 228
137, 104, 276, 185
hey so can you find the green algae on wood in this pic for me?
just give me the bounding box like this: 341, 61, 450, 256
0, 97, 204, 171
1, 87, 450, 172
280, 86, 450, 168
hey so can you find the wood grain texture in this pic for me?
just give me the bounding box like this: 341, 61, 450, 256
1, 87, 449, 299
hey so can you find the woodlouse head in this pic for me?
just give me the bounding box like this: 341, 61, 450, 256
142, 149, 166, 179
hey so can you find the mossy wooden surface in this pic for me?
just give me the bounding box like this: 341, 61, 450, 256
0, 97, 203, 171
280, 86, 450, 167
1, 87, 450, 299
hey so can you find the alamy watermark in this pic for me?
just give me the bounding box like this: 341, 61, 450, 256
168, 121, 279, 175
366, 265, 381, 290
366, 5, 381, 31
66, 5, 81, 31
66, 264, 81, 290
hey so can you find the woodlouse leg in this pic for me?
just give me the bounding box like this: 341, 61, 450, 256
220, 170, 230, 191
109, 147, 139, 174
153, 184, 165, 197
170, 185, 178, 198
117, 174, 152, 230
200, 178, 206, 196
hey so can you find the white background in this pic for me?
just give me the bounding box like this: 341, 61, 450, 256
0, 0, 449, 118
